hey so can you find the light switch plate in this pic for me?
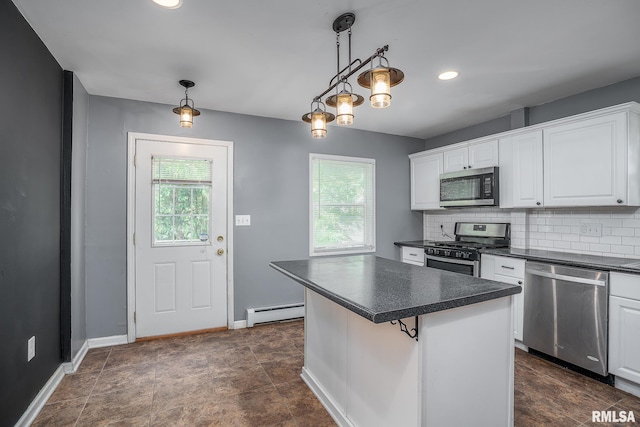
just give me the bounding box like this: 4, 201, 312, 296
235, 215, 251, 226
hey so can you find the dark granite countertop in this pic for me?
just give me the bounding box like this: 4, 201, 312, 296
269, 255, 521, 323
394, 240, 433, 249
481, 248, 640, 274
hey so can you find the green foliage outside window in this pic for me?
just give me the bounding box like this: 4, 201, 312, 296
312, 157, 374, 253
152, 157, 212, 244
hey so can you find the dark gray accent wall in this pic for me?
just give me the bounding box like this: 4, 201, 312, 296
0, 1, 63, 425
71, 74, 89, 359
425, 75, 640, 147
85, 96, 424, 338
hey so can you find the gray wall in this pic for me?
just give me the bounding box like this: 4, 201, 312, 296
0, 1, 63, 425
425, 75, 640, 147
71, 75, 89, 358
85, 96, 424, 338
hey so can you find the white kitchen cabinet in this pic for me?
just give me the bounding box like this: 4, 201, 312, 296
499, 130, 544, 208
609, 272, 640, 385
409, 150, 443, 210
401, 246, 425, 266
443, 139, 498, 173
481, 254, 525, 342
543, 110, 640, 207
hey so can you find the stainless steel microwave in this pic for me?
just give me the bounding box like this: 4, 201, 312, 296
439, 166, 499, 207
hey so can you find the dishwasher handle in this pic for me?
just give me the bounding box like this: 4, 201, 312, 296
525, 268, 607, 287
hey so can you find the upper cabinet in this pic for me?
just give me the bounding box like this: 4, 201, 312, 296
499, 130, 543, 208
543, 111, 640, 207
409, 102, 640, 211
443, 139, 499, 173
410, 150, 444, 210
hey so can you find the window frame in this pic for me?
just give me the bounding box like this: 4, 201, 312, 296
309, 153, 376, 257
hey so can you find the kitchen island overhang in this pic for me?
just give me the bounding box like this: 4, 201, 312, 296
270, 255, 521, 427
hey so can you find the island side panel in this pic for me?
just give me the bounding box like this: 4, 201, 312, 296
303, 289, 349, 421
303, 289, 420, 427
421, 296, 514, 427
345, 309, 420, 427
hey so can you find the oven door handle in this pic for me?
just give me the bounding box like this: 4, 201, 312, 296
425, 254, 476, 266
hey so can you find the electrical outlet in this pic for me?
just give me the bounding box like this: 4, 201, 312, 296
580, 223, 602, 237
235, 215, 251, 226
27, 336, 36, 362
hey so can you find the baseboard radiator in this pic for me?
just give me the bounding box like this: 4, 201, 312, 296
246, 303, 304, 327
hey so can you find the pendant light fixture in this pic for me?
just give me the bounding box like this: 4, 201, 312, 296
172, 80, 200, 128
302, 12, 404, 138
357, 56, 404, 109
302, 98, 335, 139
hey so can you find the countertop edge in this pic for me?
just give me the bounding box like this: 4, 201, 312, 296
480, 248, 640, 274
270, 259, 520, 324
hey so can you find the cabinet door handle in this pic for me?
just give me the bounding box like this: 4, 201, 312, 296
501, 265, 515, 270
536, 202, 541, 206
518, 281, 523, 285
409, 253, 418, 256
468, 165, 472, 169
463, 166, 467, 169
617, 199, 623, 204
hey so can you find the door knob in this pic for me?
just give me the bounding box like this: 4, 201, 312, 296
217, 236, 224, 242
217, 248, 225, 255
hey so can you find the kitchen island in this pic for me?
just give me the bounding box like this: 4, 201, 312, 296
270, 255, 521, 427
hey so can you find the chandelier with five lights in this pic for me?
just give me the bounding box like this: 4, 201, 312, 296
302, 12, 405, 139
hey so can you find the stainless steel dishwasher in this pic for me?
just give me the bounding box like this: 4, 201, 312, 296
523, 261, 609, 376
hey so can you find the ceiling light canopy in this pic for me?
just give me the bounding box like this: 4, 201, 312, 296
302, 12, 405, 138
438, 70, 459, 80
152, 0, 182, 9
172, 80, 200, 128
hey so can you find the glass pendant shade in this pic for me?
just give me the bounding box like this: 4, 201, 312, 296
370, 67, 391, 108
336, 92, 354, 125
179, 105, 194, 128
311, 110, 327, 138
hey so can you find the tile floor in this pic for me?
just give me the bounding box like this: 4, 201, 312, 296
32, 320, 640, 426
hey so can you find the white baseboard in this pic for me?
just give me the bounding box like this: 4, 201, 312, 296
615, 377, 640, 399
14, 365, 65, 427
514, 340, 528, 352
87, 334, 128, 348
63, 341, 89, 374
301, 367, 352, 427
233, 320, 247, 330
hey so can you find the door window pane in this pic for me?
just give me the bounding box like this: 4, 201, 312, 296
152, 157, 212, 245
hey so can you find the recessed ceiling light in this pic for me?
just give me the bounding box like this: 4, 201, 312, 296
152, 0, 182, 9
438, 71, 459, 80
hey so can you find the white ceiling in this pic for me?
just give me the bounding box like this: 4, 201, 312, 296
12, 0, 640, 139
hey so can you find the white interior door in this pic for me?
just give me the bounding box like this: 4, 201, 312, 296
134, 138, 228, 338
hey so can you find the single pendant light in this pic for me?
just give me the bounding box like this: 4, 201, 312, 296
326, 81, 364, 126
357, 55, 404, 109
302, 99, 335, 138
172, 80, 201, 128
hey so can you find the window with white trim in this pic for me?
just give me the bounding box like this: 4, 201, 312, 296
310, 153, 375, 256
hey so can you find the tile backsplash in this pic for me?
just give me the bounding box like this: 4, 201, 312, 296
424, 206, 640, 259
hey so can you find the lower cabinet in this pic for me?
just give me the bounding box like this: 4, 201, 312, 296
401, 246, 425, 266
481, 254, 525, 341
609, 272, 640, 384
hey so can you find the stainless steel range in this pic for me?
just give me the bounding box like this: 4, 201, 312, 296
424, 222, 510, 277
